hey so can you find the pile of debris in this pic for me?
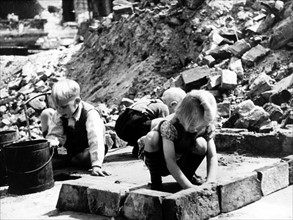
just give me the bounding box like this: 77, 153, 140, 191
0, 0, 293, 149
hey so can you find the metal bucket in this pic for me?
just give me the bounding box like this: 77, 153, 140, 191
0, 130, 19, 186
3, 139, 54, 194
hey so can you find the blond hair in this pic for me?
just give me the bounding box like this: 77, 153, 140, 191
51, 79, 80, 105
162, 87, 186, 104
175, 90, 217, 128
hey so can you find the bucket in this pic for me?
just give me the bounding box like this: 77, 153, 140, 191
0, 130, 19, 186
3, 139, 54, 194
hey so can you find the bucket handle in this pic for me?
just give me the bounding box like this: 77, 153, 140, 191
6, 147, 54, 174
22, 92, 52, 140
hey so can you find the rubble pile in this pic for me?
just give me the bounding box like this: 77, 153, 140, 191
0, 0, 293, 148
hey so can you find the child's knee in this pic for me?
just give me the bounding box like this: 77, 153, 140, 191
144, 131, 160, 152
40, 108, 55, 124
194, 137, 207, 155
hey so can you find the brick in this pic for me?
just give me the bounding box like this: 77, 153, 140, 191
56, 181, 92, 212
282, 155, 293, 185
219, 173, 262, 213
220, 69, 237, 90
228, 39, 251, 57
207, 74, 221, 89
241, 44, 270, 67
202, 55, 216, 67
162, 185, 220, 220
180, 66, 211, 91
256, 162, 289, 196
228, 57, 244, 78
208, 44, 231, 60
88, 182, 136, 217
122, 188, 171, 220
113, 5, 133, 15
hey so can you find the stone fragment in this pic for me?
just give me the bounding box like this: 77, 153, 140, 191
247, 73, 274, 98
227, 39, 251, 57
270, 16, 293, 49
180, 66, 211, 91
282, 155, 293, 185
162, 185, 220, 220
219, 173, 262, 213
255, 162, 289, 196
228, 57, 244, 78
207, 74, 221, 89
122, 188, 171, 220
202, 55, 215, 67
263, 103, 283, 122
208, 44, 231, 60
113, 5, 133, 15
217, 101, 231, 118
220, 69, 237, 90
241, 44, 270, 67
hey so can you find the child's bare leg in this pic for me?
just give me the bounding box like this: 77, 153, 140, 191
40, 108, 55, 137
144, 131, 164, 190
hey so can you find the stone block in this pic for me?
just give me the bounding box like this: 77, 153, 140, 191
56, 181, 91, 213
219, 173, 262, 213
270, 16, 293, 49
242, 132, 282, 154
228, 57, 244, 78
208, 44, 231, 60
162, 185, 220, 220
202, 55, 216, 67
113, 5, 133, 15
88, 182, 136, 217
217, 101, 231, 118
282, 155, 293, 185
215, 132, 245, 151
256, 162, 289, 196
228, 39, 251, 57
241, 44, 270, 67
122, 188, 171, 220
180, 66, 211, 91
207, 74, 221, 89
220, 69, 237, 90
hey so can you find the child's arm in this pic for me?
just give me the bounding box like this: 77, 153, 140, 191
205, 138, 218, 183
162, 138, 194, 189
46, 113, 66, 147
86, 109, 109, 176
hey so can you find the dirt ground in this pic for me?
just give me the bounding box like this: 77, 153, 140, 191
0, 145, 286, 220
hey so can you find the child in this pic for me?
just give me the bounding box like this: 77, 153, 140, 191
40, 79, 109, 176
142, 90, 218, 190
115, 87, 186, 157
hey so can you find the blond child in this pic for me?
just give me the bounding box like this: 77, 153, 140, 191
142, 90, 218, 190
40, 79, 109, 176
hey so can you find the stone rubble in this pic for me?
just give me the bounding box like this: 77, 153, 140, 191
0, 0, 293, 151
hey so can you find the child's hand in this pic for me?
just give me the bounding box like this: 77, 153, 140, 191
90, 166, 111, 177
